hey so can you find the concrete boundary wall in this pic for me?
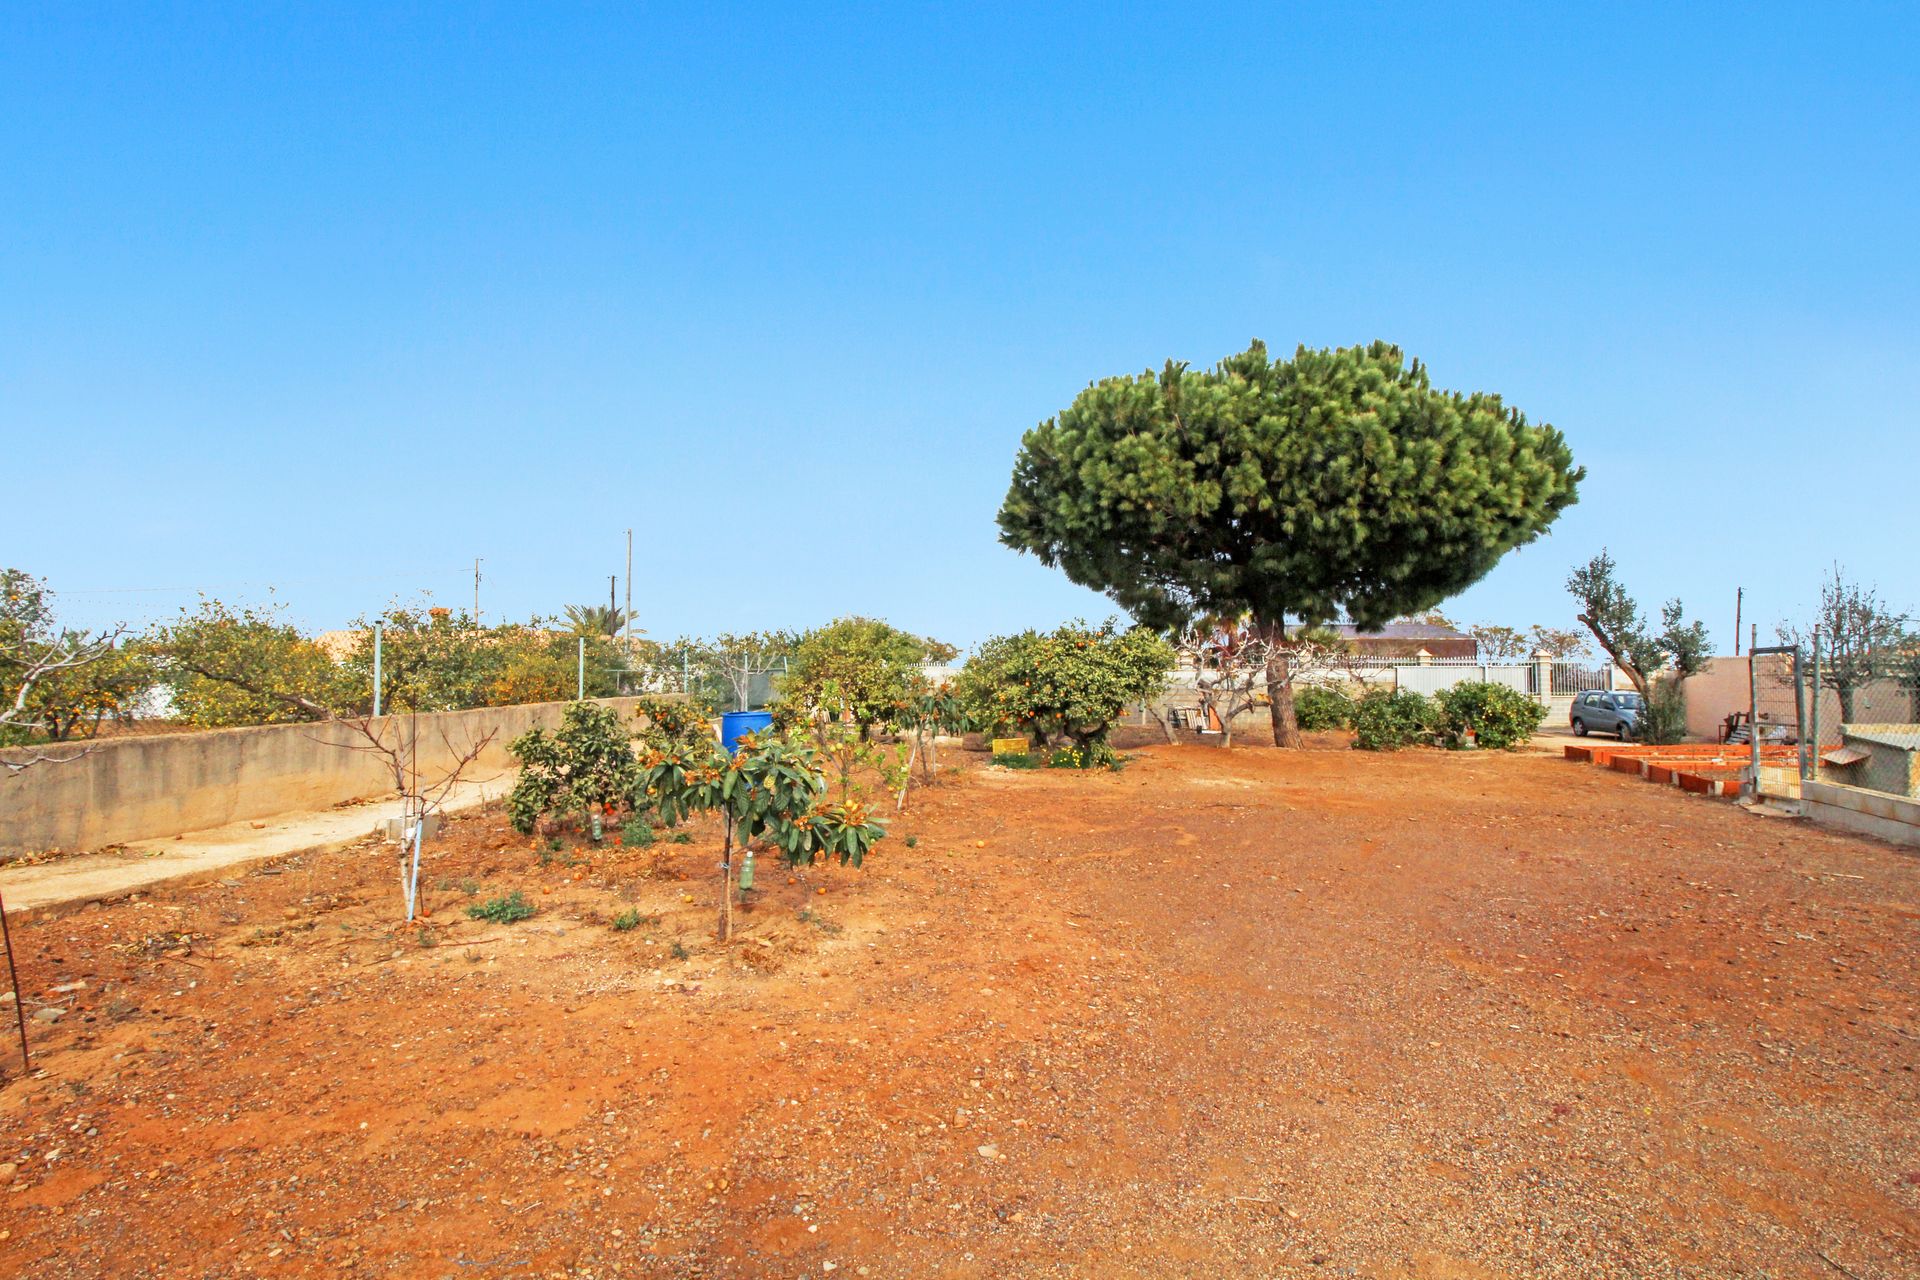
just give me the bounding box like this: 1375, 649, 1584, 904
1801, 780, 1920, 851
0, 697, 652, 859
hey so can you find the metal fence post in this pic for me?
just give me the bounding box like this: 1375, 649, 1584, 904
577, 637, 585, 700
1810, 636, 1822, 773
1793, 645, 1810, 782
372, 621, 383, 718
1748, 649, 1761, 795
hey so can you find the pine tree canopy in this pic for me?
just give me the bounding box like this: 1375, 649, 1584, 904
996, 340, 1583, 631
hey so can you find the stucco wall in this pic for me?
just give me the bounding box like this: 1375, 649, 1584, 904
1681, 656, 1915, 743
0, 697, 652, 859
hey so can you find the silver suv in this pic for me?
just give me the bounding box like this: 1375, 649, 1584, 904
1570, 689, 1644, 740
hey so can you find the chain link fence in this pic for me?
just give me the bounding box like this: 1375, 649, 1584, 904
1798, 639, 1920, 799
1736, 642, 1920, 802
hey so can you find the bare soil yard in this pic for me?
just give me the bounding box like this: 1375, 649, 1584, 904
2, 741, 1916, 1279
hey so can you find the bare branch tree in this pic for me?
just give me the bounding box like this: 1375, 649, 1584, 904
1181, 622, 1271, 749
318, 716, 500, 921
1175, 619, 1361, 746
1778, 565, 1912, 723
1, 597, 126, 774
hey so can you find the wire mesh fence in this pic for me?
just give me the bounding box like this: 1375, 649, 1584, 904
1728, 641, 1920, 800
1798, 638, 1920, 799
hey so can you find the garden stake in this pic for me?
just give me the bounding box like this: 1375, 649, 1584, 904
895, 737, 918, 812
0, 890, 28, 1076
717, 804, 734, 942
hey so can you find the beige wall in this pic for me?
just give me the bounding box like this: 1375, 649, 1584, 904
1682, 656, 1915, 743
0, 697, 651, 859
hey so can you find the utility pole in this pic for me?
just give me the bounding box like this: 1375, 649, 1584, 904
624, 528, 633, 660
474, 558, 483, 625
1734, 587, 1743, 656
609, 574, 617, 618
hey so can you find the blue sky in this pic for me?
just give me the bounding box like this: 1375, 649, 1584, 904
4, 3, 1915, 651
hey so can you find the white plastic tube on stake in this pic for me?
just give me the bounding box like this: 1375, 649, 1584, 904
406, 813, 424, 921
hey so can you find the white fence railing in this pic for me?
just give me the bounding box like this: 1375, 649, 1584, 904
1151, 655, 1625, 716
1395, 662, 1531, 697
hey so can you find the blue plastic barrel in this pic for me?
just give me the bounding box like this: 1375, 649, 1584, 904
720, 710, 773, 753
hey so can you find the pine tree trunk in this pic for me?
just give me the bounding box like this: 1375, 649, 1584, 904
1260, 622, 1303, 749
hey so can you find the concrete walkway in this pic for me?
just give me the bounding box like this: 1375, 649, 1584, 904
0, 776, 510, 916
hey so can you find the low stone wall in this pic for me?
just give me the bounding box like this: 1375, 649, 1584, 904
0, 697, 651, 859
1800, 780, 1920, 851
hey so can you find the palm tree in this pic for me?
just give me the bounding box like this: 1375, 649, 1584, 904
562, 604, 626, 638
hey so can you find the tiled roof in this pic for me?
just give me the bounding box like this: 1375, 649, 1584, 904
1327, 621, 1470, 640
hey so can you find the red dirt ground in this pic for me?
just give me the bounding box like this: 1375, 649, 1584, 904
2, 741, 1916, 1279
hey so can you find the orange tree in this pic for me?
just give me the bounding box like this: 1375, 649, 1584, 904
954, 620, 1175, 766
779, 616, 956, 735
505, 701, 639, 837
638, 732, 886, 939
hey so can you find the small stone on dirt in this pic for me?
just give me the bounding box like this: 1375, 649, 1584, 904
33, 1006, 65, 1023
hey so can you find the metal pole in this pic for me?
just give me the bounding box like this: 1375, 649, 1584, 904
1734, 587, 1743, 656
578, 637, 586, 700
1748, 643, 1761, 795
372, 621, 384, 718
1793, 645, 1811, 782
624, 528, 633, 661
474, 558, 482, 624
1811, 636, 1822, 771
0, 892, 29, 1075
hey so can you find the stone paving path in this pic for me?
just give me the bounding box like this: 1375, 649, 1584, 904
0, 776, 508, 916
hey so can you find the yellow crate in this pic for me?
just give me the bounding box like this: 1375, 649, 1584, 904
990, 737, 1030, 757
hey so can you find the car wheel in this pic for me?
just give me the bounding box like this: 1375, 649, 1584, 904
1618, 724, 1634, 742
1571, 718, 1588, 737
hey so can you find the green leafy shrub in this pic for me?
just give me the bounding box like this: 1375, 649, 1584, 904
776, 617, 957, 733
1047, 742, 1117, 770
506, 701, 638, 835
620, 816, 656, 847
1434, 681, 1546, 750
1352, 689, 1435, 751
1293, 685, 1356, 730
467, 891, 536, 924
610, 908, 643, 932
1642, 679, 1689, 744
992, 752, 1041, 770
954, 620, 1175, 756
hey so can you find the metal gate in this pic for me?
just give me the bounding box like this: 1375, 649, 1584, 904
1742, 644, 1810, 790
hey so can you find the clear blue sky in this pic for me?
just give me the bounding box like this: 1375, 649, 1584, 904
5, 3, 1915, 651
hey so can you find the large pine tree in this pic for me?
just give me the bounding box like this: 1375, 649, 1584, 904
997, 340, 1582, 745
